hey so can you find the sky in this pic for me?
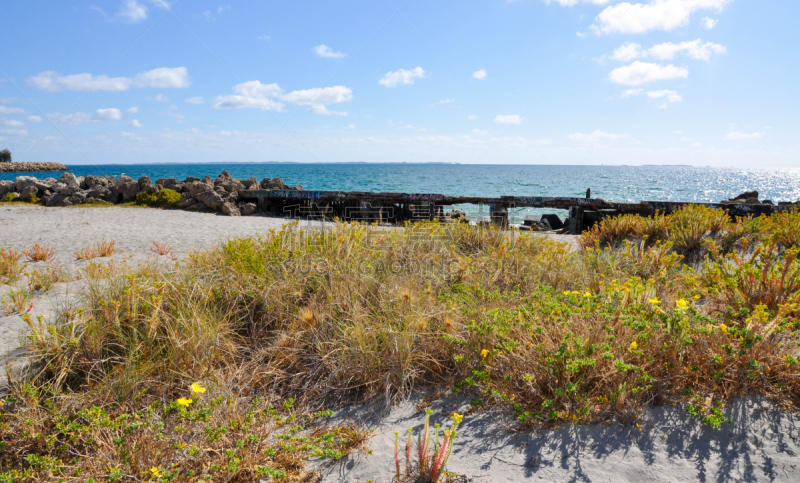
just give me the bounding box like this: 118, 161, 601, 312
0, 0, 798, 167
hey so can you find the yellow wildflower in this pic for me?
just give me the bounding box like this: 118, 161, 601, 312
583, 292, 592, 298
630, 341, 638, 350
563, 290, 571, 295
150, 467, 161, 478
451, 412, 464, 428
718, 324, 728, 333
190, 383, 206, 394
481, 349, 489, 358
176, 398, 193, 408
693, 295, 701, 300
676, 299, 689, 310
649, 298, 661, 305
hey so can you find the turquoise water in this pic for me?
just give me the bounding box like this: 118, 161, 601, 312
4, 164, 799, 222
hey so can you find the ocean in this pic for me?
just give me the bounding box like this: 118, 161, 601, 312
4, 163, 799, 222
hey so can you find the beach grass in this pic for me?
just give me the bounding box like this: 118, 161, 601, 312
2, 207, 800, 481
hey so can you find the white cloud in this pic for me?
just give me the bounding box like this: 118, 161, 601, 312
568, 130, 629, 143
0, 106, 26, 115
0, 119, 25, 128
126, 106, 138, 114
26, 115, 42, 122
185, 96, 205, 104
612, 39, 725, 62
379, 67, 426, 87
467, 114, 478, 120
128, 119, 143, 128
50, 108, 123, 126
118, 0, 148, 23
148, 94, 169, 102
258, 35, 270, 41
591, 0, 731, 35
494, 114, 523, 125
621, 88, 643, 98
214, 81, 352, 115
314, 44, 346, 59
647, 89, 683, 107
608, 61, 688, 86
28, 67, 190, 91
702, 17, 718, 29
473, 69, 487, 80
727, 131, 763, 140
0, 97, 17, 104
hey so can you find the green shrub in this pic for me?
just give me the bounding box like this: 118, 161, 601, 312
135, 189, 182, 207
1, 192, 19, 202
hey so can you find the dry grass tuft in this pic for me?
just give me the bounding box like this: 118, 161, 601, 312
0, 248, 24, 283
74, 239, 116, 260
22, 244, 55, 263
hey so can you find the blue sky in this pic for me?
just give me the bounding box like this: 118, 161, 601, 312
0, 0, 797, 166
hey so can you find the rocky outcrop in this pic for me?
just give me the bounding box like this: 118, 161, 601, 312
0, 162, 69, 173
2, 170, 302, 216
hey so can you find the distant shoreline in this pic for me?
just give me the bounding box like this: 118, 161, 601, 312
0, 162, 69, 173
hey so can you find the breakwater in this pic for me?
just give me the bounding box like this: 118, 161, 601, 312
0, 162, 68, 173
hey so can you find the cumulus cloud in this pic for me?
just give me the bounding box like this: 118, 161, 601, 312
611, 39, 725, 62
473, 69, 487, 80
727, 131, 763, 140
591, 0, 731, 35
26, 115, 42, 122
568, 130, 629, 143
494, 114, 523, 125
0, 106, 26, 115
621, 88, 643, 98
379, 67, 426, 87
27, 67, 190, 92
0, 119, 25, 128
118, 0, 148, 23
148, 94, 169, 102
126, 107, 138, 114
185, 96, 205, 104
128, 119, 143, 128
214, 81, 353, 115
0, 97, 17, 104
608, 61, 688, 86
49, 108, 123, 126
647, 89, 683, 108
702, 17, 718, 29
314, 45, 345, 58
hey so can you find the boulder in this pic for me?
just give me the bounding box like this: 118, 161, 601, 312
217, 178, 246, 193
186, 202, 209, 212
32, 178, 55, 192
195, 190, 225, 210
215, 170, 232, 185
45, 193, 67, 207
85, 175, 109, 188
18, 185, 38, 201
156, 178, 177, 188
52, 180, 80, 196
187, 181, 213, 197
78, 176, 87, 189
242, 177, 259, 189
732, 191, 758, 201
86, 187, 111, 200
184, 176, 200, 183
0, 180, 14, 198
114, 181, 140, 202
14, 176, 38, 192
145, 184, 163, 195
762, 200, 773, 205
175, 199, 195, 209
221, 201, 241, 216
743, 197, 760, 205
138, 176, 152, 190
239, 202, 258, 216
59, 172, 78, 185
171, 182, 186, 193
118, 175, 135, 184
201, 176, 213, 184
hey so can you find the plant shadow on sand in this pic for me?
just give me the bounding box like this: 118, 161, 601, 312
323, 394, 799, 482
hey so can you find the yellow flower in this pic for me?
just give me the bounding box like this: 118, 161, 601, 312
648, 298, 661, 305
718, 324, 728, 333
563, 290, 571, 295
481, 349, 489, 358
630, 341, 638, 350
190, 383, 206, 394
583, 292, 592, 298
176, 398, 193, 408
150, 467, 161, 478
451, 412, 464, 428
676, 299, 689, 310
693, 295, 701, 300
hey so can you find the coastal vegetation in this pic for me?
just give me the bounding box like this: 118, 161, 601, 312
1, 207, 800, 481
0, 150, 11, 163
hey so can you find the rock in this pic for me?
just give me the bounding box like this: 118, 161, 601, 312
32, 178, 55, 192
186, 202, 209, 212
184, 176, 200, 183
118, 175, 135, 184
138, 176, 152, 190
156, 178, 177, 188
78, 176, 87, 189
0, 180, 13, 198
52, 180, 80, 196
195, 190, 225, 210
86, 187, 111, 199
217, 178, 246, 193
743, 197, 760, 205
59, 172, 78, 185
239, 202, 258, 216
221, 201, 241, 216
171, 182, 186, 193
242, 177, 259, 189
261, 177, 292, 190
45, 193, 67, 207
201, 176, 213, 184
292, 185, 303, 191
215, 170, 232, 185
187, 181, 213, 197
145, 184, 163, 195
114, 181, 140, 202
732, 191, 758, 201
175, 199, 195, 209
84, 175, 109, 188
260, 177, 272, 189
14, 176, 38, 192
18, 185, 38, 201
449, 208, 466, 219
762, 200, 773, 205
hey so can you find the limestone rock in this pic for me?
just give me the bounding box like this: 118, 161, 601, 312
242, 177, 259, 189
156, 178, 177, 188
201, 176, 213, 184
59, 172, 78, 185
215, 170, 232, 185
175, 199, 195, 209
118, 175, 135, 184
732, 191, 758, 201
19, 185, 38, 201
221, 201, 241, 216
114, 181, 140, 202
187, 181, 213, 197
195, 190, 225, 210
0, 180, 13, 198
138, 176, 152, 190
15, 176, 38, 192
239, 202, 258, 216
